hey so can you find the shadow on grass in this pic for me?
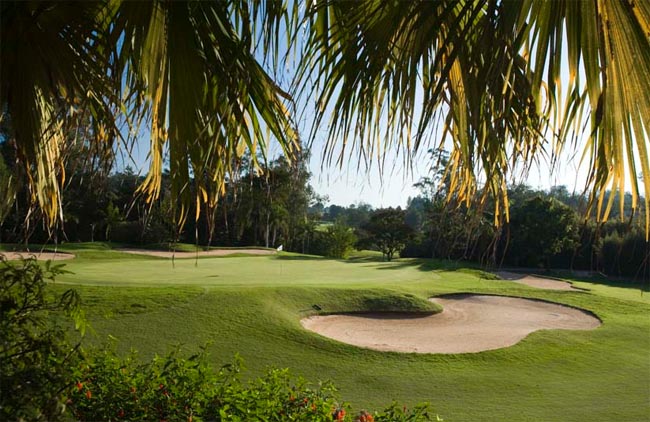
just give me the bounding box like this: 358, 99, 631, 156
489, 267, 649, 293
274, 254, 325, 261
356, 257, 490, 274
552, 272, 650, 293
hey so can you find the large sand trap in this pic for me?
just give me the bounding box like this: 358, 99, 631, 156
496, 271, 577, 291
301, 294, 600, 354
118, 248, 276, 258
0, 251, 75, 261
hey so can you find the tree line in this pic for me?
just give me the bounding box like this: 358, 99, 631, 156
1, 142, 646, 281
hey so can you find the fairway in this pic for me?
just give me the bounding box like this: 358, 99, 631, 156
46, 245, 650, 422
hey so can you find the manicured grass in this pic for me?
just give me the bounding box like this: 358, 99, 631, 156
38, 244, 650, 421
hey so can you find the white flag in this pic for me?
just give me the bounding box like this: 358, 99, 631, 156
276, 245, 283, 251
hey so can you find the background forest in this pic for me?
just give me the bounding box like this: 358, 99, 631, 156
1, 132, 646, 281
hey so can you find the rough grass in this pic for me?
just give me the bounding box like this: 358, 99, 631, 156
36, 243, 650, 422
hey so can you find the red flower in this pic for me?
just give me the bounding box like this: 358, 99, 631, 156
76, 381, 83, 391
356, 410, 373, 422
333, 408, 346, 421
85, 390, 92, 399
118, 409, 125, 418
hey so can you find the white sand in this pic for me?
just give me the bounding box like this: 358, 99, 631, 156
301, 294, 600, 354
118, 248, 276, 258
0, 251, 75, 261
496, 271, 577, 290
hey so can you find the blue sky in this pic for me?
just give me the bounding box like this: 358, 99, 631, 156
117, 124, 593, 209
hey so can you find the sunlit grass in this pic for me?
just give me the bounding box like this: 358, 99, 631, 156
38, 244, 650, 422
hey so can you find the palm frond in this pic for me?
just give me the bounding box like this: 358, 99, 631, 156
514, 0, 650, 237
1, 1, 119, 230
299, 0, 650, 237
298, 0, 545, 225
112, 0, 298, 228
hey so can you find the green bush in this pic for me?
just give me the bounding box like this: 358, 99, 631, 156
68, 347, 337, 421
598, 226, 649, 280
323, 221, 357, 259
0, 258, 85, 421
67, 346, 439, 421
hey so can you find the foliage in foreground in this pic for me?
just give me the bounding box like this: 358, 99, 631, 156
68, 347, 437, 422
0, 258, 84, 421
0, 258, 439, 421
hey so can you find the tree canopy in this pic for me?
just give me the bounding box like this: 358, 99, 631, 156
359, 208, 415, 261
1, 0, 649, 237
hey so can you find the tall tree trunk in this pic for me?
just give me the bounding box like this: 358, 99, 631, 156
264, 212, 270, 248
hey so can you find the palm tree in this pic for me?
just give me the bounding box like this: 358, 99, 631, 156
2, 1, 649, 237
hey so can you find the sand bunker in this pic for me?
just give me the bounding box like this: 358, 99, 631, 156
118, 248, 276, 258
301, 294, 600, 354
0, 251, 75, 261
496, 271, 577, 291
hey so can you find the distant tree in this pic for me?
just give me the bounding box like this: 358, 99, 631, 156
345, 203, 373, 228
103, 201, 121, 241
324, 204, 345, 222
210, 152, 317, 250
596, 221, 649, 280
404, 196, 429, 232
359, 208, 414, 261
505, 196, 580, 269
546, 185, 587, 214
413, 149, 451, 202
323, 220, 357, 259
405, 151, 494, 263
423, 201, 493, 262
308, 193, 328, 220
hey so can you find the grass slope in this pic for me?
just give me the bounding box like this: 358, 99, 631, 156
37, 244, 650, 421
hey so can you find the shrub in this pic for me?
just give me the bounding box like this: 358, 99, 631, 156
111, 221, 144, 244
67, 346, 440, 421
598, 227, 649, 280
324, 221, 357, 259
0, 258, 85, 421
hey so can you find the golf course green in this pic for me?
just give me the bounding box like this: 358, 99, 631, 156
26, 243, 650, 421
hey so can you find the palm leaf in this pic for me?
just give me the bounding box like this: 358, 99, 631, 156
1, 1, 120, 230
300, 0, 650, 237
112, 0, 298, 228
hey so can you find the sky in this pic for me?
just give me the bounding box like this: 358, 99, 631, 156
303, 139, 593, 208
